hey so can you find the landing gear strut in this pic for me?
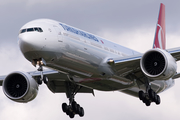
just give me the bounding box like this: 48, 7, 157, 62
138, 78, 161, 106
36, 59, 48, 85
62, 82, 85, 118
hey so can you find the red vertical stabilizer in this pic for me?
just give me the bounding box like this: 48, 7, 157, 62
153, 3, 166, 49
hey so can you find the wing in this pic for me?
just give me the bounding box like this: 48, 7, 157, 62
110, 48, 180, 81
30, 69, 94, 94
167, 47, 180, 61
0, 75, 6, 86
167, 47, 180, 79
0, 69, 94, 95
111, 54, 142, 77
109, 54, 145, 83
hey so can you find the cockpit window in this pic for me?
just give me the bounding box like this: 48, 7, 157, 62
34, 28, 39, 32
20, 29, 26, 33
34, 27, 43, 32
38, 28, 43, 32
27, 28, 34, 32
19, 27, 43, 34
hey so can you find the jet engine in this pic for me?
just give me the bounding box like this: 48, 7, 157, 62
3, 71, 38, 103
140, 48, 177, 80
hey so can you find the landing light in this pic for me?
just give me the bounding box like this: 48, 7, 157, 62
109, 59, 114, 62
107, 59, 114, 65
37, 59, 46, 66
31, 58, 46, 67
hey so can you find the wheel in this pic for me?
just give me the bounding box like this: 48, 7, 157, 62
76, 104, 81, 114
155, 95, 161, 105
154, 94, 158, 102
37, 76, 42, 85
142, 95, 148, 103
62, 103, 68, 112
145, 100, 151, 106
69, 111, 75, 118
72, 101, 78, 113
43, 75, 48, 84
139, 91, 145, 100
148, 89, 155, 100
79, 107, 84, 117
66, 107, 70, 115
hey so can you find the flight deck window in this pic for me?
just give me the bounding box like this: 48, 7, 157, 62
38, 28, 43, 32
34, 28, 39, 32
34, 27, 43, 32
19, 27, 43, 34
20, 29, 26, 33
27, 28, 34, 32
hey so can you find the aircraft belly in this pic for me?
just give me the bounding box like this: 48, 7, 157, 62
23, 51, 135, 92
73, 75, 136, 91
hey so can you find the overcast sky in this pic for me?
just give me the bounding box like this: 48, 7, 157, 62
1, 0, 180, 120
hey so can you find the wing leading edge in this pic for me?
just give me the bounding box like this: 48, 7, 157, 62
110, 48, 180, 81
0, 69, 94, 94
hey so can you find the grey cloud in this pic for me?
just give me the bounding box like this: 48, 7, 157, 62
0, 0, 180, 41
1, 0, 180, 42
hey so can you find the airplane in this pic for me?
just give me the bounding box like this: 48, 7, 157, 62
0, 3, 180, 118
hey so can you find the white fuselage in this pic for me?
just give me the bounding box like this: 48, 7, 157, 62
18, 19, 174, 97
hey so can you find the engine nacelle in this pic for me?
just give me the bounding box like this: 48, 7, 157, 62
140, 48, 177, 80
3, 71, 38, 103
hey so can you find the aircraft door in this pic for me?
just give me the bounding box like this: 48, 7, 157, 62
53, 25, 63, 42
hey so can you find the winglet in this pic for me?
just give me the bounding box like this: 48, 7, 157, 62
153, 3, 166, 50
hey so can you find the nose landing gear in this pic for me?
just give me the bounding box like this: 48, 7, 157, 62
37, 65, 48, 85
32, 58, 48, 85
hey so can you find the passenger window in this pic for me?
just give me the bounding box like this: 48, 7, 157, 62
27, 28, 34, 32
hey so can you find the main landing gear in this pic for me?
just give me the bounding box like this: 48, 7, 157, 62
62, 100, 84, 118
138, 78, 160, 106
62, 82, 85, 118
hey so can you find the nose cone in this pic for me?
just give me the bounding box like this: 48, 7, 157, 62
18, 33, 35, 54
19, 31, 45, 53
18, 32, 45, 62
18, 19, 47, 55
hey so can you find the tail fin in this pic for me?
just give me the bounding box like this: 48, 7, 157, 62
153, 3, 166, 49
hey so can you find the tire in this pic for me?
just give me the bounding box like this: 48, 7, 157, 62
79, 107, 84, 117
154, 94, 158, 103
72, 101, 78, 112
69, 111, 75, 118
76, 104, 81, 114
62, 103, 68, 113
43, 75, 48, 84
66, 107, 70, 115
37, 77, 42, 85
145, 100, 151, 106
155, 95, 161, 105
148, 89, 155, 100
139, 91, 145, 100
142, 97, 146, 103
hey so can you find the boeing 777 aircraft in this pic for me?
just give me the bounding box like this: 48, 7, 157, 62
0, 3, 180, 118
